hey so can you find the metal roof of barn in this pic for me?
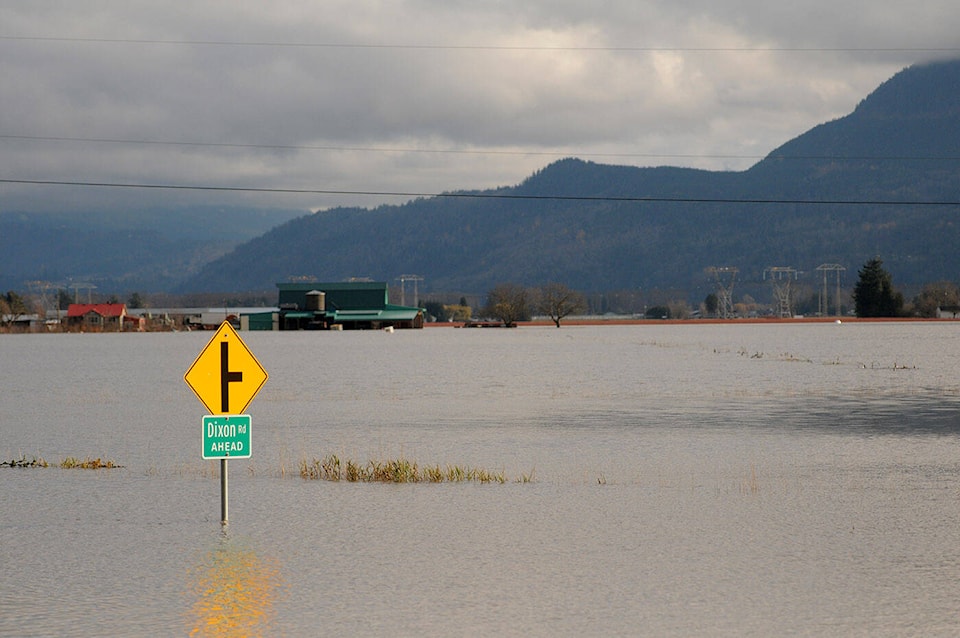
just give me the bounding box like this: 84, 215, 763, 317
277, 281, 388, 311
330, 308, 420, 322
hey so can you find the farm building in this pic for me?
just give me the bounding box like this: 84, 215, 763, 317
246, 282, 424, 330
66, 303, 143, 331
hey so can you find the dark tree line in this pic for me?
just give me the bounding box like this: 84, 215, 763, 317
481, 259, 913, 324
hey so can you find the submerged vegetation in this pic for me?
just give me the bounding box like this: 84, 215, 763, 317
60, 457, 123, 469
1, 454, 48, 468
298, 453, 532, 484
2, 454, 123, 469
4, 452, 766, 492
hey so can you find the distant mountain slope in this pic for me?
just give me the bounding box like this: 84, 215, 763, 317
180, 60, 960, 297
0, 206, 303, 292
749, 59, 960, 199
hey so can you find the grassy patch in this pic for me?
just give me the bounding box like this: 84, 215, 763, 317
298, 453, 525, 484
1, 454, 49, 468
59, 457, 123, 469
1, 454, 123, 469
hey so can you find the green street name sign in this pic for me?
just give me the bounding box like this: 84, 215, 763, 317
202, 414, 251, 460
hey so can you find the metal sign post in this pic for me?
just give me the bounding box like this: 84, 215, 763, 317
201, 413, 252, 524
221, 459, 228, 524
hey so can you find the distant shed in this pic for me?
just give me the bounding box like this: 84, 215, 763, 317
243, 312, 279, 331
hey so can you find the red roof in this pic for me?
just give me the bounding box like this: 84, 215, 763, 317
66, 303, 127, 318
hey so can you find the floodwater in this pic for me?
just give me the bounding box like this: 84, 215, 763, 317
2, 322, 960, 636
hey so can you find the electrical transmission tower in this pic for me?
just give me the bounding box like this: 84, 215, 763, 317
26, 280, 56, 313
69, 282, 96, 304
396, 274, 424, 307
707, 267, 738, 318
763, 267, 798, 318
815, 264, 846, 316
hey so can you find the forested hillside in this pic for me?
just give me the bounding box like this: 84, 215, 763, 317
6, 60, 959, 299
0, 207, 302, 292
179, 59, 960, 298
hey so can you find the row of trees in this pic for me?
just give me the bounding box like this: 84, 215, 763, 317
851, 257, 960, 318
469, 258, 943, 327
486, 283, 587, 328
484, 282, 586, 327
424, 284, 588, 327
0, 259, 950, 331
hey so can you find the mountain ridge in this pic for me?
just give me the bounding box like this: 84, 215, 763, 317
181, 59, 960, 297
4, 59, 960, 299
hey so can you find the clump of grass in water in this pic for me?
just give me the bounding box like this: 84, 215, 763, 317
299, 454, 517, 484
1, 454, 49, 468
2, 454, 122, 469
59, 457, 123, 469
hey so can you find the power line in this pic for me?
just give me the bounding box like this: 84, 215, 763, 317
2, 177, 958, 206
2, 35, 958, 53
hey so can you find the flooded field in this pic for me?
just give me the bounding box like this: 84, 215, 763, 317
3, 322, 960, 635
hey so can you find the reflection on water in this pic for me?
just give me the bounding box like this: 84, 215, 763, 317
187, 532, 283, 637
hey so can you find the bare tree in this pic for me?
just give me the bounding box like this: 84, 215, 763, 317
485, 283, 530, 327
913, 280, 960, 317
1, 291, 31, 327
538, 282, 586, 327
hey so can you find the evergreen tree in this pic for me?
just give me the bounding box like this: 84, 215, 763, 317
703, 293, 719, 317
57, 289, 72, 310
853, 258, 904, 317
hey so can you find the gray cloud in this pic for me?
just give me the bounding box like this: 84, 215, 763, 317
1, 1, 957, 214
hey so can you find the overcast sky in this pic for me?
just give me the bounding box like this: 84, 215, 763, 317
2, 1, 958, 216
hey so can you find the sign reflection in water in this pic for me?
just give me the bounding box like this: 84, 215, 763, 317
187, 534, 283, 637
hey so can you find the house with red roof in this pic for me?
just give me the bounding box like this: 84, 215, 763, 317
66, 303, 139, 331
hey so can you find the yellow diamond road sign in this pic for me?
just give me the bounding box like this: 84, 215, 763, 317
184, 321, 268, 415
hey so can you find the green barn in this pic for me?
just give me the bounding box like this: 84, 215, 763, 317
275, 282, 423, 330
